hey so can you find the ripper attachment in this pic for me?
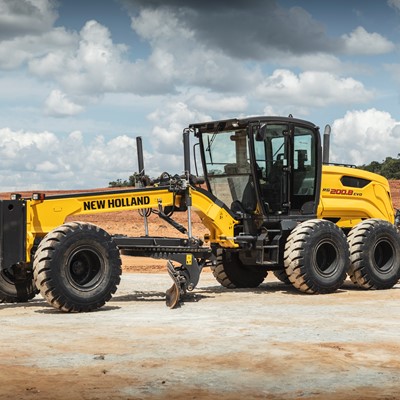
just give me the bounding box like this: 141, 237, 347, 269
165, 253, 202, 308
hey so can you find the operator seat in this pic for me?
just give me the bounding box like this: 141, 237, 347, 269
264, 155, 284, 213
231, 178, 257, 215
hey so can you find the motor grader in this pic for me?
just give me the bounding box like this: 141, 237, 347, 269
1, 115, 399, 311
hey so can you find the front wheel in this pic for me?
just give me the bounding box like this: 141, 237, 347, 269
211, 249, 267, 288
347, 219, 400, 289
33, 222, 122, 312
273, 269, 291, 284
284, 219, 349, 294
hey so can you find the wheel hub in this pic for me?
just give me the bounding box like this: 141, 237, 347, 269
315, 241, 338, 276
67, 248, 102, 288
373, 240, 394, 273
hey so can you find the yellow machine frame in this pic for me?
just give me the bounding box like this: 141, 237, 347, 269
23, 163, 396, 264
24, 186, 238, 263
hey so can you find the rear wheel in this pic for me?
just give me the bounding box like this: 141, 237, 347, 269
348, 219, 400, 289
284, 219, 349, 294
212, 249, 267, 288
273, 269, 291, 284
0, 268, 38, 303
33, 222, 122, 312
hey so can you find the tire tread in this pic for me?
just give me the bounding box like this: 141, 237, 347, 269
33, 221, 121, 312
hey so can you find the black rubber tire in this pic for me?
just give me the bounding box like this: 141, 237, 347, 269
0, 269, 38, 303
284, 219, 349, 294
33, 222, 122, 312
273, 269, 291, 284
211, 249, 267, 288
347, 219, 400, 289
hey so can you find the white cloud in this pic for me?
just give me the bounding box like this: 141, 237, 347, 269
28, 19, 176, 98
29, 21, 126, 94
36, 160, 58, 172
0, 2, 377, 122
255, 70, 373, 111
280, 53, 344, 74
330, 109, 400, 165
190, 94, 248, 113
146, 102, 210, 175
0, 26, 77, 69
130, 7, 259, 93
44, 90, 84, 117
131, 7, 193, 46
341, 26, 395, 55
0, 0, 58, 39
0, 128, 139, 190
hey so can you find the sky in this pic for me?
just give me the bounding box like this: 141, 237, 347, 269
0, 0, 400, 190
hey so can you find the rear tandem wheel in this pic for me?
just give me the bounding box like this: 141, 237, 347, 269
347, 218, 400, 289
284, 219, 349, 294
33, 222, 122, 312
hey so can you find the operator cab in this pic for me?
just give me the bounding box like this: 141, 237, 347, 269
192, 116, 322, 223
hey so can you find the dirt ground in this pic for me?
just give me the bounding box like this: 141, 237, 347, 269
1, 273, 400, 400
1, 182, 400, 399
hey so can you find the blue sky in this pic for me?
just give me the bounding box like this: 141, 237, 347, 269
0, 0, 400, 190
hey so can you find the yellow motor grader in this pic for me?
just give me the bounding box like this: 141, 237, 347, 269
1, 116, 399, 311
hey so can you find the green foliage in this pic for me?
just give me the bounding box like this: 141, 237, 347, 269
359, 155, 400, 180
108, 173, 138, 187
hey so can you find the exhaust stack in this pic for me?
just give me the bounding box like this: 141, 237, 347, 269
136, 136, 149, 236
323, 124, 331, 164
136, 136, 145, 176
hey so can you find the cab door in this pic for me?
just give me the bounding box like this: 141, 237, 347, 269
253, 122, 319, 216
290, 125, 318, 213
253, 123, 290, 214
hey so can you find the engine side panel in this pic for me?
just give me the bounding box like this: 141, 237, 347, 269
318, 165, 395, 227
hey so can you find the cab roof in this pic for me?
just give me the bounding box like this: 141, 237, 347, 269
189, 115, 319, 135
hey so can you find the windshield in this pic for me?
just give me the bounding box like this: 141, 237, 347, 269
202, 129, 255, 211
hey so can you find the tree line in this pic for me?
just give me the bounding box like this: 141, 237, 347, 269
358, 155, 400, 180
109, 173, 138, 187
